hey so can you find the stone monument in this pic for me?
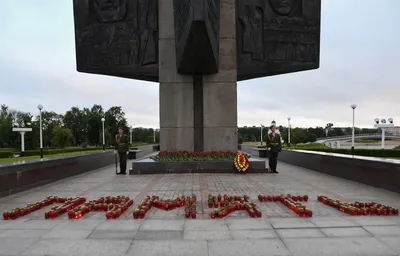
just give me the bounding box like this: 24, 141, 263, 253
72, 0, 321, 152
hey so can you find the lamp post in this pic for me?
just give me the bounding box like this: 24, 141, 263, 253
374, 118, 394, 149
287, 117, 291, 146
153, 129, 157, 143
351, 104, 357, 153
260, 124, 265, 146
37, 104, 43, 160
12, 123, 32, 153
101, 117, 105, 151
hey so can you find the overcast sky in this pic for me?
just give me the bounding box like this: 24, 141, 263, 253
0, 0, 399, 129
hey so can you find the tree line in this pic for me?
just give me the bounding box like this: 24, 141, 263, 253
1, 103, 381, 150
238, 123, 379, 144
0, 104, 159, 150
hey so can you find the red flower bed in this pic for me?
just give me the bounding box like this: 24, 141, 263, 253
153, 151, 240, 162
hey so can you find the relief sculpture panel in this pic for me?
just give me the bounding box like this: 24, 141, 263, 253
73, 0, 159, 82
237, 0, 321, 81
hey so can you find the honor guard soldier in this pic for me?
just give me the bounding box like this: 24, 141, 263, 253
114, 127, 129, 175
267, 124, 282, 173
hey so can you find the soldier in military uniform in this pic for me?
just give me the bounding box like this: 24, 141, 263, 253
267, 125, 282, 173
114, 127, 130, 175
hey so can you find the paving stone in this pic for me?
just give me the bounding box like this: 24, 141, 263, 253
363, 226, 400, 236
21, 239, 132, 256
0, 238, 38, 255
184, 230, 231, 240
226, 218, 272, 230
377, 237, 400, 254
346, 216, 400, 226
135, 230, 183, 240
53, 220, 103, 230
42, 229, 92, 239
285, 237, 398, 256
140, 219, 185, 231
270, 218, 316, 229
88, 230, 136, 240
230, 230, 277, 239
0, 229, 48, 238
321, 227, 371, 237
208, 239, 291, 256
1, 220, 61, 230
185, 219, 228, 231
276, 228, 325, 238
95, 220, 142, 231
310, 217, 359, 228
126, 240, 208, 256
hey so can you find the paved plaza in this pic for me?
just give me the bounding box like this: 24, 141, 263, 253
1, 159, 400, 256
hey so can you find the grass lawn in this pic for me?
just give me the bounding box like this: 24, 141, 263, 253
286, 143, 329, 150
0, 142, 149, 164
0, 149, 108, 164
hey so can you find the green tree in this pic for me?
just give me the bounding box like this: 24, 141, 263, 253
51, 126, 73, 148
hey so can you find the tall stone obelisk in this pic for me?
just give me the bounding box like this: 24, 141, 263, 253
158, 0, 195, 151
159, 0, 237, 152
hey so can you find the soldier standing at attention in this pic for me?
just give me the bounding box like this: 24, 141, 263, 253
267, 124, 282, 173
114, 127, 129, 175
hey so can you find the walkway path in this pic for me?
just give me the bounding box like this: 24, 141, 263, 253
0, 161, 400, 256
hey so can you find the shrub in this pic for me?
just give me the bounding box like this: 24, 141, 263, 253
0, 150, 15, 158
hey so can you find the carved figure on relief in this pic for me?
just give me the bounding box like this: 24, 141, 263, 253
138, 0, 157, 66
264, 0, 319, 63
269, 0, 294, 16
77, 0, 157, 69
239, 5, 264, 61
93, 0, 128, 23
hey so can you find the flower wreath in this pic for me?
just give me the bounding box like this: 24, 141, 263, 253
234, 152, 250, 172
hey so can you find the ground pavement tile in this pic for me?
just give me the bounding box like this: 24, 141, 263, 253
126, 240, 208, 256
20, 239, 132, 256
0, 238, 38, 256
284, 237, 399, 256
320, 227, 371, 237
207, 239, 291, 256
1, 161, 400, 255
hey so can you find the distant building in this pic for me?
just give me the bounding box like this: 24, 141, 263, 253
385, 126, 400, 136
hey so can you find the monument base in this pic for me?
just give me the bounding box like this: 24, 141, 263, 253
130, 158, 268, 175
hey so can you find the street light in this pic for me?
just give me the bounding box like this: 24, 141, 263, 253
287, 117, 291, 146
37, 104, 43, 160
12, 123, 32, 153
260, 124, 265, 146
374, 118, 394, 149
351, 104, 357, 153
101, 117, 105, 151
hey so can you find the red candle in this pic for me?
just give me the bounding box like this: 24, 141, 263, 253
3, 212, 9, 220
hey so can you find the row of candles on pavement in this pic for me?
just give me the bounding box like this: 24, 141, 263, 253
318, 195, 399, 216
3, 194, 399, 220
133, 195, 197, 219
